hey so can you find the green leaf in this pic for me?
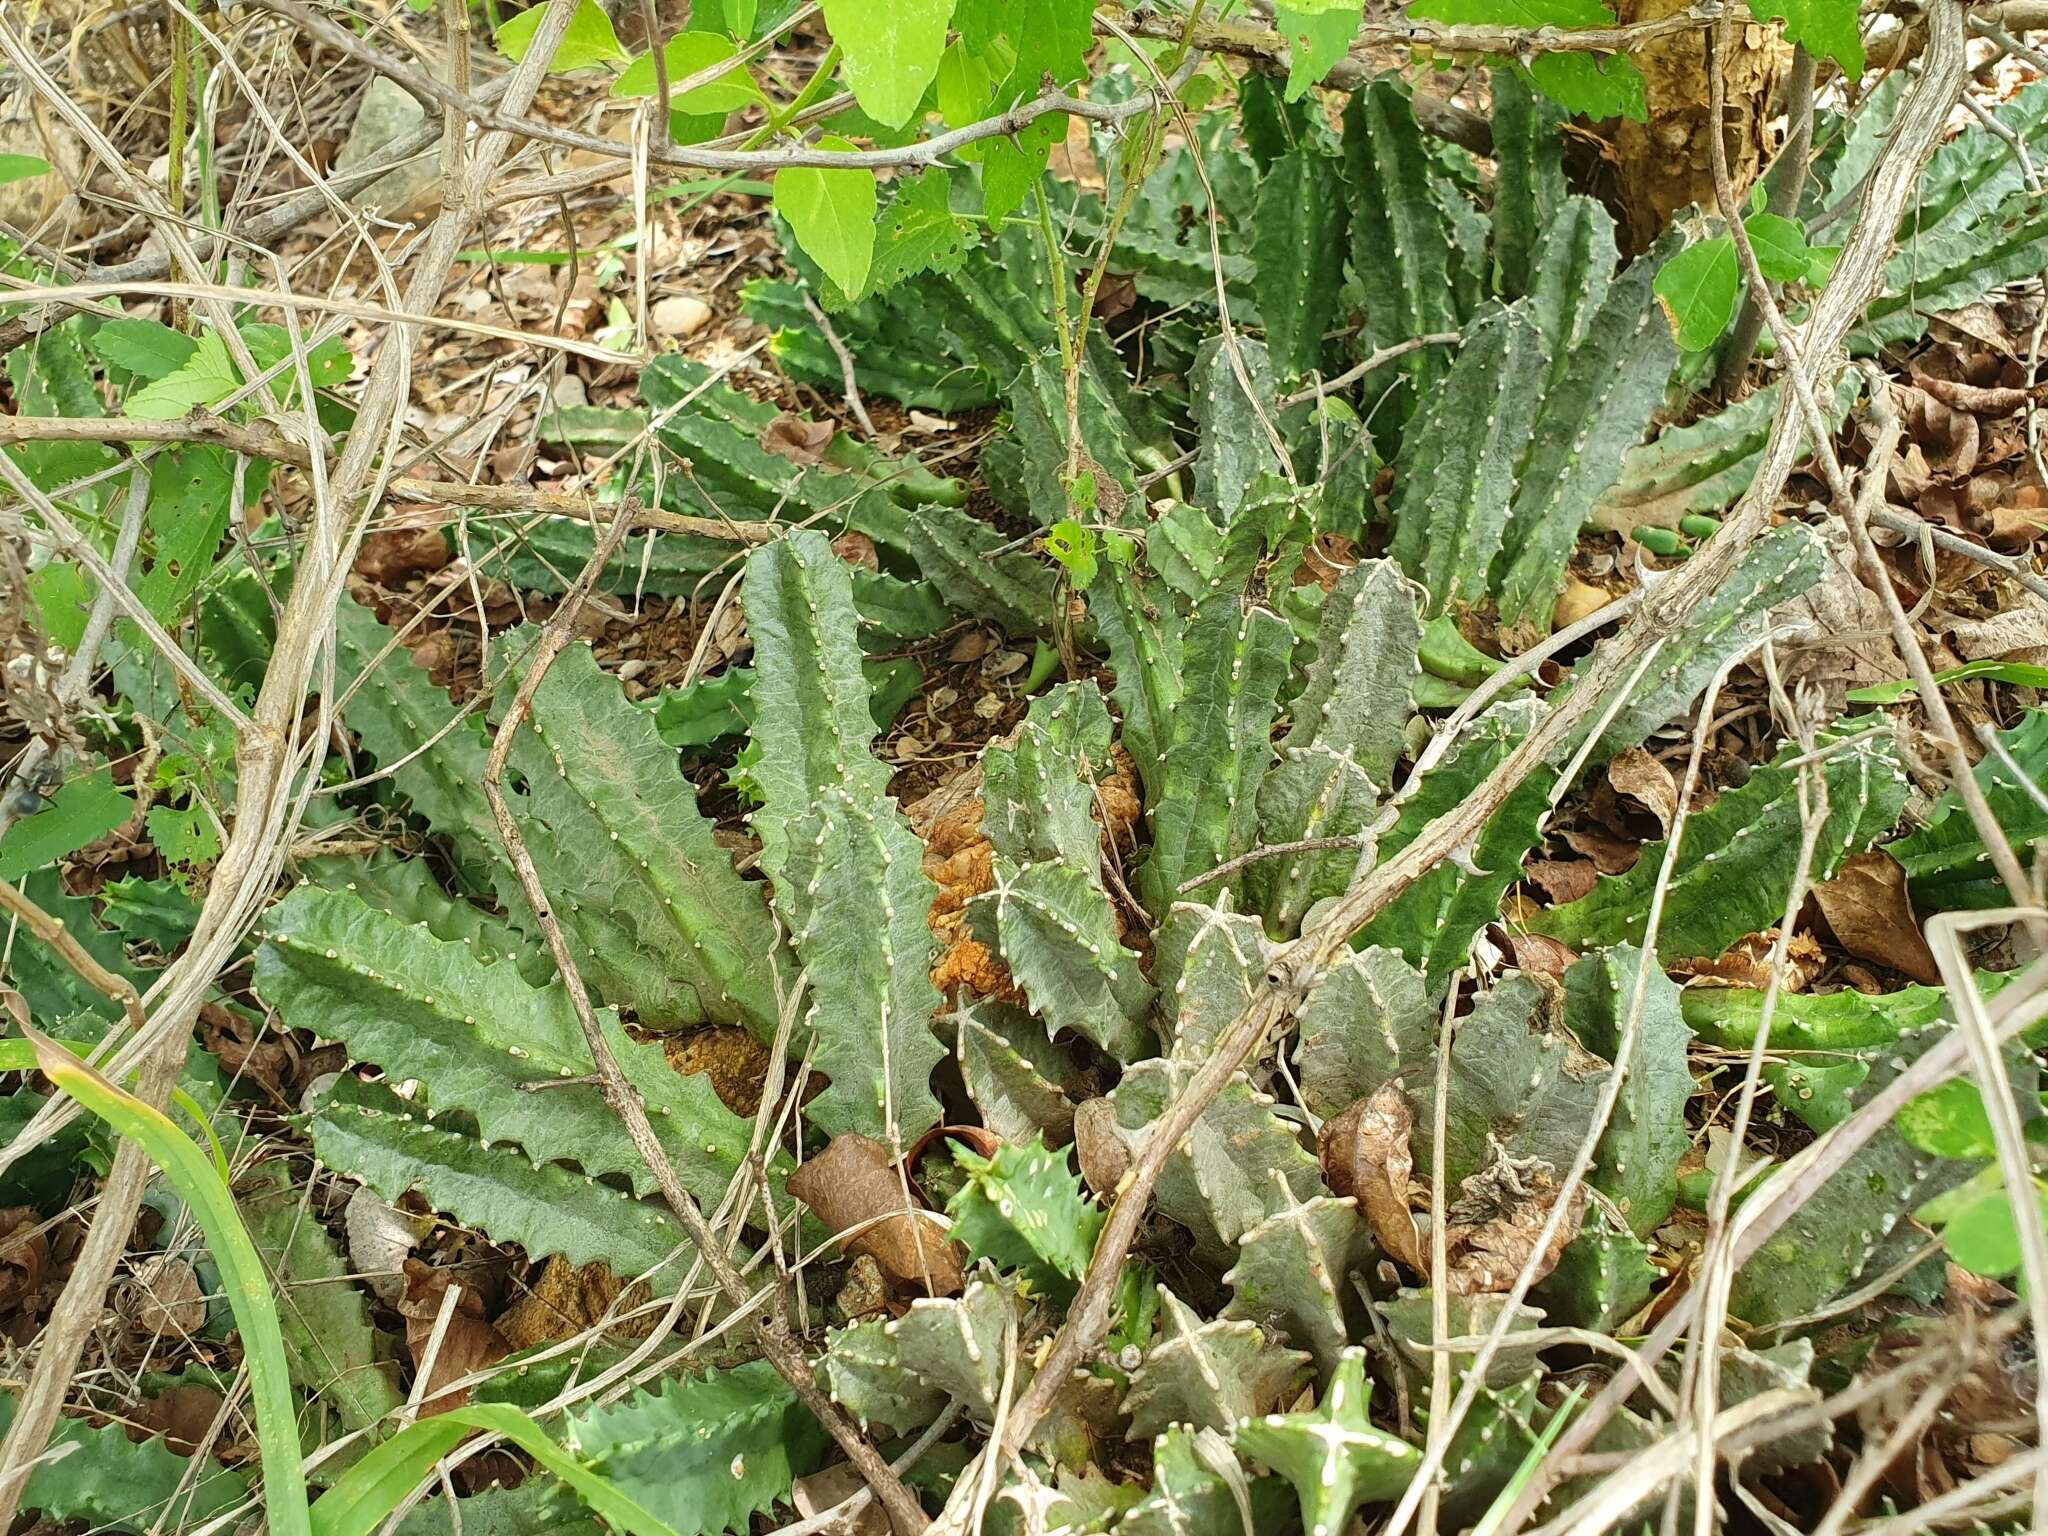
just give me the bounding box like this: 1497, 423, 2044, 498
1747, 0, 1861, 74
1566, 946, 1691, 1235
0, 1392, 251, 1532
124, 327, 240, 419
497, 0, 630, 72
258, 886, 771, 1209
313, 1401, 684, 1536
1896, 1079, 1997, 1161
946, 1137, 1103, 1302
1123, 1287, 1312, 1436
31, 1033, 311, 1536
613, 32, 765, 111
307, 1076, 691, 1282
0, 152, 51, 184
1529, 731, 1906, 962
1653, 234, 1739, 351
29, 560, 90, 648
775, 138, 877, 296
91, 316, 199, 380
864, 166, 969, 294
1847, 660, 2048, 703
0, 763, 131, 879
1745, 210, 1813, 283
1253, 145, 1349, 376
1889, 706, 2048, 910
1045, 519, 1098, 587
1275, 4, 1360, 101
1222, 1189, 1368, 1374
1232, 1349, 1423, 1536
1526, 52, 1644, 121
560, 1362, 824, 1536
1407, 0, 1643, 119
240, 1161, 406, 1440
821, 0, 953, 127
1944, 1180, 2048, 1279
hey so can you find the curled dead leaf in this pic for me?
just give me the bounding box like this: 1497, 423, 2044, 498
1072, 1097, 1131, 1199
787, 1134, 964, 1298
1319, 1087, 1425, 1273
1813, 849, 1941, 984
760, 412, 835, 466
399, 1258, 511, 1416
0, 1206, 48, 1311
128, 1255, 209, 1339
1680, 929, 1825, 991
1607, 746, 1679, 835
1440, 1147, 1584, 1296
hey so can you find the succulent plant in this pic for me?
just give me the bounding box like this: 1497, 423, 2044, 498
1232, 1349, 1424, 1536
1121, 1286, 1312, 1436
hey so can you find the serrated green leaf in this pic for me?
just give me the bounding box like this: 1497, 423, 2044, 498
777, 787, 947, 1140
1489, 71, 1566, 298
865, 166, 969, 294
1341, 81, 1461, 398
973, 860, 1153, 1062
1533, 1206, 1657, 1332
1414, 973, 1611, 1188
240, 1160, 406, 1439
1530, 731, 1907, 962
822, 1315, 950, 1434
1133, 586, 1292, 917
1251, 559, 1420, 928
259, 886, 768, 1207
1112, 1060, 1321, 1262
1232, 1349, 1422, 1536
308, 1076, 691, 1282
0, 1391, 252, 1531
1294, 946, 1435, 1119
124, 327, 241, 419
563, 1361, 824, 1536
1566, 945, 1691, 1235
0, 763, 130, 879
1253, 146, 1348, 377
91, 316, 198, 380
1123, 1287, 1312, 1436
886, 1281, 1014, 1415
1222, 1190, 1367, 1374
947, 1138, 1102, 1302
1747, 0, 1861, 74
1890, 706, 2048, 910
1359, 697, 1553, 985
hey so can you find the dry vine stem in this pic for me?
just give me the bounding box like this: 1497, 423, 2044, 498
0, 0, 587, 1515
479, 515, 927, 1534
928, 1, 1982, 1521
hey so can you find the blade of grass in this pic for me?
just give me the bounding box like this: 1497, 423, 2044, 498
0, 1037, 231, 1182
309, 1401, 687, 1536
23, 1023, 312, 1536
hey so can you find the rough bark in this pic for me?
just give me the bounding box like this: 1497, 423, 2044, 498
1610, 1, 1784, 250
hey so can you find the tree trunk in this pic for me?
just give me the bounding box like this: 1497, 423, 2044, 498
1610, 2, 1784, 251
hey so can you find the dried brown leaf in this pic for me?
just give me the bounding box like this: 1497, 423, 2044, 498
1813, 849, 1941, 984
786, 1135, 964, 1298
1607, 746, 1679, 834
1441, 1150, 1584, 1296
1319, 1087, 1425, 1273
400, 1258, 511, 1416
760, 412, 835, 465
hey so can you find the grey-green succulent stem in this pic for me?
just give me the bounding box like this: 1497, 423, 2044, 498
478, 510, 927, 1536
986, 12, 1975, 1520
